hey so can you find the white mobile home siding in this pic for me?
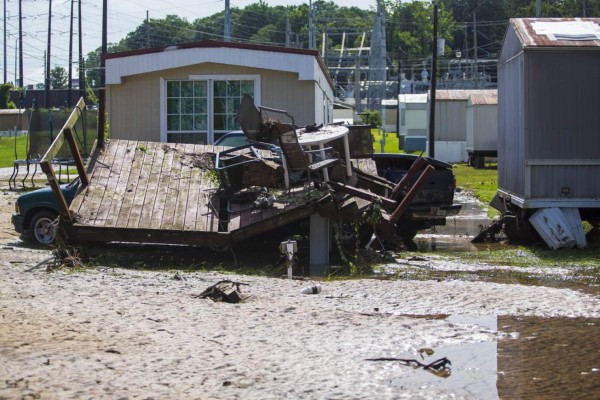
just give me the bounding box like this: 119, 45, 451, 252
105, 42, 333, 143
466, 98, 498, 153
497, 18, 600, 208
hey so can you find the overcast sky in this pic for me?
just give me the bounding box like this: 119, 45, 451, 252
2, 0, 376, 87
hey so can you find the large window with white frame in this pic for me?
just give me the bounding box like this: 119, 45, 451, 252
165, 76, 258, 144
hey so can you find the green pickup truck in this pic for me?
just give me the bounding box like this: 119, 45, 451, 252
11, 179, 80, 245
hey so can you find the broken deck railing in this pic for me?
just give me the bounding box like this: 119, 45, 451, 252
39, 97, 89, 223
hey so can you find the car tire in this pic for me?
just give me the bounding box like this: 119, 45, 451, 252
29, 211, 59, 246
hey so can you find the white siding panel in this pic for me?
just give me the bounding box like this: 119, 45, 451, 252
107, 48, 321, 86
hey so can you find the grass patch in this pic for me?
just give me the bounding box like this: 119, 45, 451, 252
452, 163, 499, 217
452, 163, 498, 205
0, 135, 27, 167
371, 129, 400, 154
370, 129, 421, 155
437, 245, 600, 269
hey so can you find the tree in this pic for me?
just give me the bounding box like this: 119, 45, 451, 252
85, 43, 129, 88
50, 66, 68, 89
123, 14, 194, 48
387, 1, 456, 72
0, 83, 16, 109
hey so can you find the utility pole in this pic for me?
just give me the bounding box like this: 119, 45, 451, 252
473, 11, 478, 88
3, 0, 6, 83
354, 56, 361, 113
224, 0, 231, 41
583, 0, 587, 17
428, 3, 438, 159
46, 0, 52, 107
308, 0, 315, 49
18, 0, 23, 88
68, 0, 74, 105
146, 11, 150, 47
78, 0, 84, 100
396, 60, 401, 141
285, 14, 290, 47
101, 0, 107, 87
536, 0, 542, 17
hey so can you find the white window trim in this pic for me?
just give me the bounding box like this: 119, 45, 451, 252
160, 76, 167, 142
159, 74, 261, 143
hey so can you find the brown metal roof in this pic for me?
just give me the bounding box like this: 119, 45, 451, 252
434, 89, 497, 101
512, 18, 600, 48
103, 39, 321, 60
469, 91, 498, 105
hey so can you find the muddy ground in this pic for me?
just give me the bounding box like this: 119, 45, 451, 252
1, 180, 599, 399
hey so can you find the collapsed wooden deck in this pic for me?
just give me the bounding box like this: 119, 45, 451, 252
39, 99, 433, 251
66, 139, 320, 248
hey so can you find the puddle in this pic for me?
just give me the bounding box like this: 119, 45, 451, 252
383, 315, 600, 399
413, 235, 520, 253
413, 191, 501, 251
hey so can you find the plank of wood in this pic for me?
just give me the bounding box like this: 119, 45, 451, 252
160, 143, 183, 230
138, 142, 166, 229
41, 98, 86, 163
116, 142, 150, 228
126, 142, 155, 229
198, 147, 221, 232
150, 143, 176, 230
85, 139, 128, 226
172, 144, 193, 231
183, 144, 202, 231
71, 140, 116, 223
68, 225, 231, 248
69, 141, 106, 216
104, 141, 138, 227
228, 202, 241, 232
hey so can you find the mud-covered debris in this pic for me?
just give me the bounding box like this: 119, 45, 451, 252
193, 280, 249, 303
182, 152, 215, 170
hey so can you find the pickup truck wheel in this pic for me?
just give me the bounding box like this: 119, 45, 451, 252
29, 211, 59, 246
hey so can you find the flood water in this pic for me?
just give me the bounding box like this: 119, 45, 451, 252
387, 315, 600, 399
413, 190, 503, 252
382, 192, 600, 397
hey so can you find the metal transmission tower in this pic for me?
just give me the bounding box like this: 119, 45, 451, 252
224, 0, 231, 41
308, 0, 316, 49
367, 0, 387, 110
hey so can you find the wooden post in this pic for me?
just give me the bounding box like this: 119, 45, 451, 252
389, 165, 434, 225
98, 88, 105, 148
391, 156, 428, 199
64, 127, 89, 186
38, 96, 89, 222
40, 162, 72, 221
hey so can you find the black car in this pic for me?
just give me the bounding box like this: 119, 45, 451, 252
371, 153, 461, 241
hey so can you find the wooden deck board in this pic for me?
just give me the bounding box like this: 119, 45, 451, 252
93, 140, 131, 227
138, 142, 166, 230
70, 142, 116, 219
160, 143, 183, 230
183, 144, 201, 231
104, 141, 139, 227
150, 143, 176, 230
172, 144, 193, 231
126, 142, 155, 229
116, 142, 147, 228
